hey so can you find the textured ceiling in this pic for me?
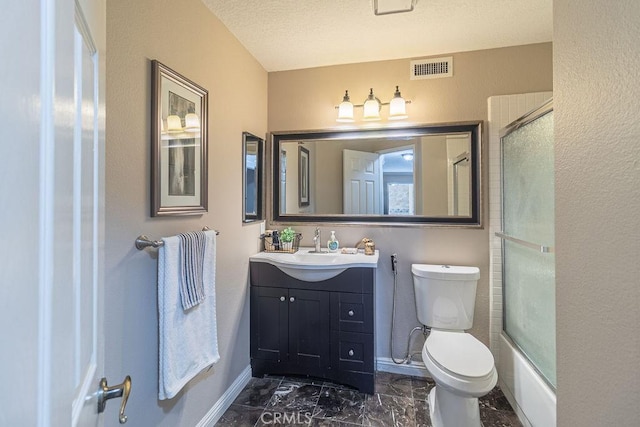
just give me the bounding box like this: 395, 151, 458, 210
202, 0, 552, 72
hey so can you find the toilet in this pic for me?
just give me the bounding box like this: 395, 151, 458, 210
412, 264, 497, 427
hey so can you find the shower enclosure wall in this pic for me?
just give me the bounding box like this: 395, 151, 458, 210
488, 93, 555, 427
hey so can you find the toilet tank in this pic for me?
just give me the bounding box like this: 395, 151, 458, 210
411, 264, 481, 330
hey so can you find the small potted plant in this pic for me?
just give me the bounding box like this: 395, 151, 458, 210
279, 227, 297, 252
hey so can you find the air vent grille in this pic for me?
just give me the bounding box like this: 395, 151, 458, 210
410, 57, 453, 80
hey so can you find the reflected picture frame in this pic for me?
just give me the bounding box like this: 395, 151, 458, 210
298, 146, 310, 207
151, 60, 208, 216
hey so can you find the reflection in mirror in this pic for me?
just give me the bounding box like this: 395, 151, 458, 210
242, 132, 263, 222
271, 123, 481, 225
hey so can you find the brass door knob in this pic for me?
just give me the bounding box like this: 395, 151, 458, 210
97, 375, 131, 424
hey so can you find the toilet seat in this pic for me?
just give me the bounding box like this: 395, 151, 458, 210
422, 330, 497, 398
425, 330, 494, 379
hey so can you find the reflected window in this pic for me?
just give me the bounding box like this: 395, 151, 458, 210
387, 183, 414, 215
381, 148, 415, 215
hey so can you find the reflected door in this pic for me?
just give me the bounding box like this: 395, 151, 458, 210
343, 149, 381, 214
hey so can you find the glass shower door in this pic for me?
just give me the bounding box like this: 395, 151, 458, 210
500, 101, 556, 388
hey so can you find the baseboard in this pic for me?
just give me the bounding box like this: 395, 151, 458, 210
196, 365, 252, 427
376, 357, 431, 378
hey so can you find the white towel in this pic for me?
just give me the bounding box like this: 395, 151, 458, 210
158, 230, 220, 400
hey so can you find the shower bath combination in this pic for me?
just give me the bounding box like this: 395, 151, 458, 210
495, 98, 556, 426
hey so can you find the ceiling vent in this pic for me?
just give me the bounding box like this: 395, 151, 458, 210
410, 56, 453, 80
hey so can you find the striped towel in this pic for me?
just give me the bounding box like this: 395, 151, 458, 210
178, 231, 207, 309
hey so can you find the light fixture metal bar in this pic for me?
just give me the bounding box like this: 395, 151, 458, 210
334, 100, 411, 109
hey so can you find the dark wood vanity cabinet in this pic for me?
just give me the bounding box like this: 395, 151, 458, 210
250, 286, 331, 371
250, 262, 375, 394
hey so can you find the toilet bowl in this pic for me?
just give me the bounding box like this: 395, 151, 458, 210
422, 330, 497, 426
411, 264, 497, 427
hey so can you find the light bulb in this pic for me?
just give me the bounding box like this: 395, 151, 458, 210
389, 86, 408, 120
337, 90, 354, 122
363, 88, 381, 121
166, 115, 182, 132
184, 113, 200, 132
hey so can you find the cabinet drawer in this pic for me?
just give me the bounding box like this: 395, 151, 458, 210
331, 331, 374, 373
331, 292, 373, 333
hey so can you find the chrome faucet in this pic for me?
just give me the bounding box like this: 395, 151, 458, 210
313, 227, 322, 252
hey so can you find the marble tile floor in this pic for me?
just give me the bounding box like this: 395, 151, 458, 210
216, 372, 522, 427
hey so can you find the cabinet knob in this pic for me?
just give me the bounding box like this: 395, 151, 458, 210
348, 310, 355, 317
280, 296, 285, 302
290, 296, 295, 303
348, 349, 354, 357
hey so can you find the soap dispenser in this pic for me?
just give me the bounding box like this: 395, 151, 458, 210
327, 231, 339, 253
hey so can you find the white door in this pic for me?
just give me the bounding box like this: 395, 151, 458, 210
0, 0, 115, 426
343, 149, 381, 214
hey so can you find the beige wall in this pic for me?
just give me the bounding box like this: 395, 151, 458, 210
106, 0, 266, 425
555, 0, 640, 424
268, 43, 552, 358
421, 135, 449, 216
313, 140, 344, 214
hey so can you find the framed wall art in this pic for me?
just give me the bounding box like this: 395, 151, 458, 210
151, 60, 208, 216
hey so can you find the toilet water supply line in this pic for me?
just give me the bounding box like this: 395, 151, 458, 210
390, 253, 428, 364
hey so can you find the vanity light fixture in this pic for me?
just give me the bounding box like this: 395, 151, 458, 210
363, 88, 381, 121
335, 86, 411, 122
166, 115, 183, 133
336, 90, 355, 122
388, 86, 408, 120
184, 113, 201, 132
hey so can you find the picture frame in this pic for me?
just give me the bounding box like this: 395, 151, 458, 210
242, 132, 264, 223
298, 146, 310, 207
151, 60, 208, 216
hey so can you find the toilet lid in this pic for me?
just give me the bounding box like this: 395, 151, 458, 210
425, 331, 494, 378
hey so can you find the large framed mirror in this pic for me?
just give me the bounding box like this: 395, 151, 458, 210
271, 122, 481, 225
242, 132, 264, 222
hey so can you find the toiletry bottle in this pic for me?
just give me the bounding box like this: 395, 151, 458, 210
327, 231, 339, 253
271, 230, 280, 250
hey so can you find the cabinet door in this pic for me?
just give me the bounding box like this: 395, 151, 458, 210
288, 289, 331, 370
251, 287, 289, 361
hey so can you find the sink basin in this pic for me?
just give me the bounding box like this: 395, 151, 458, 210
250, 247, 379, 282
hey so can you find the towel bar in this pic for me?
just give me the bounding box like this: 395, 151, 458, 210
495, 232, 554, 253
135, 227, 220, 250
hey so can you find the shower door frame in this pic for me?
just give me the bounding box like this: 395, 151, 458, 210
498, 98, 555, 391
488, 92, 556, 427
